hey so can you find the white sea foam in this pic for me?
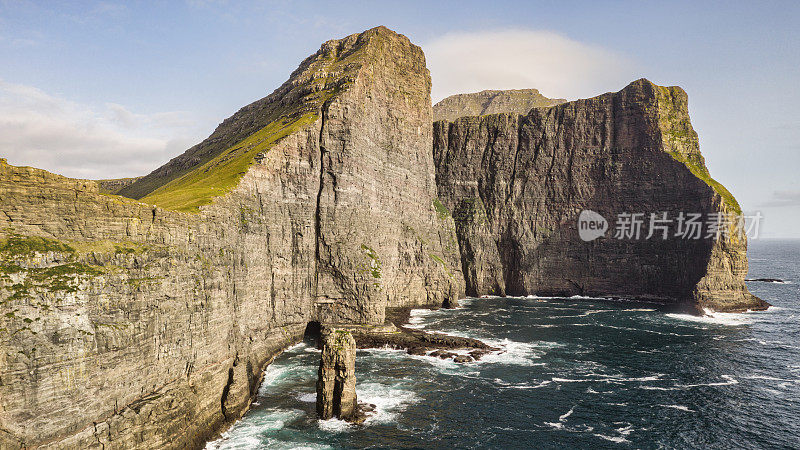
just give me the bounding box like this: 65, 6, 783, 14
317, 417, 353, 433
554, 373, 663, 384
406, 308, 435, 328
260, 365, 294, 388
594, 433, 630, 443
296, 392, 316, 403
665, 308, 753, 326
258, 360, 316, 397
579, 309, 614, 316
494, 378, 552, 390
616, 423, 634, 436
640, 386, 679, 391
640, 375, 739, 391
743, 375, 800, 383
405, 307, 449, 329
206, 409, 305, 449
680, 375, 738, 388
659, 404, 695, 412
314, 383, 419, 432
559, 406, 576, 421
357, 382, 418, 425
544, 406, 587, 432
458, 297, 478, 306
477, 338, 545, 366
287, 342, 308, 351
552, 377, 590, 383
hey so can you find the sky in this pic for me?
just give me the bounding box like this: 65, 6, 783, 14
0, 0, 798, 237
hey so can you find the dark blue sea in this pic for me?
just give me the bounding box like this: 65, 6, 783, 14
207, 239, 800, 449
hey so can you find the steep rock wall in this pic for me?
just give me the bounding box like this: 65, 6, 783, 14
433, 79, 766, 312
0, 26, 462, 449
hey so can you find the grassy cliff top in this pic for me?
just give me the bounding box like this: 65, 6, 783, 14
123, 26, 416, 213
647, 81, 742, 215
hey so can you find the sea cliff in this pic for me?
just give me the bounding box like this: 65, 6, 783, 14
432, 80, 766, 312
0, 26, 764, 449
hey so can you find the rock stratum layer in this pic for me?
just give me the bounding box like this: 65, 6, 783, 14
0, 26, 764, 449
433, 88, 566, 122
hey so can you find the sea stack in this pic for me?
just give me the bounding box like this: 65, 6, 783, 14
317, 329, 358, 421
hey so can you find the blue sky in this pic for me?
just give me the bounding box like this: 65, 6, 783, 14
0, 0, 798, 237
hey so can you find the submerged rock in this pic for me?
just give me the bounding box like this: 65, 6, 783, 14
347, 309, 498, 363
745, 278, 785, 283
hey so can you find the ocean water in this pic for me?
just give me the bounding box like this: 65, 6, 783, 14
207, 239, 800, 449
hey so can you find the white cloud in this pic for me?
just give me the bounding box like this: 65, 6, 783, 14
0, 79, 202, 179
423, 29, 639, 103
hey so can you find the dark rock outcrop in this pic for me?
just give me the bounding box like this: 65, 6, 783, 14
352, 324, 496, 361
316, 329, 358, 421
745, 278, 785, 283
433, 88, 566, 122
433, 79, 767, 312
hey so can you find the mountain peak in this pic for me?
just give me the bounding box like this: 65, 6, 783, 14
118, 26, 423, 212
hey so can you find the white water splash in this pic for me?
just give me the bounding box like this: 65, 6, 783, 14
357, 382, 419, 424
296, 392, 316, 402
665, 308, 753, 326
317, 417, 352, 433
206, 409, 306, 449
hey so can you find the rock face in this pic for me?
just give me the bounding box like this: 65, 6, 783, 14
433, 88, 566, 122
97, 176, 143, 195
0, 26, 461, 449
433, 79, 767, 312
316, 329, 357, 420
0, 26, 764, 450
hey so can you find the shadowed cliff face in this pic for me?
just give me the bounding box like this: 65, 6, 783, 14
0, 26, 764, 450
433, 79, 766, 312
0, 26, 462, 449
